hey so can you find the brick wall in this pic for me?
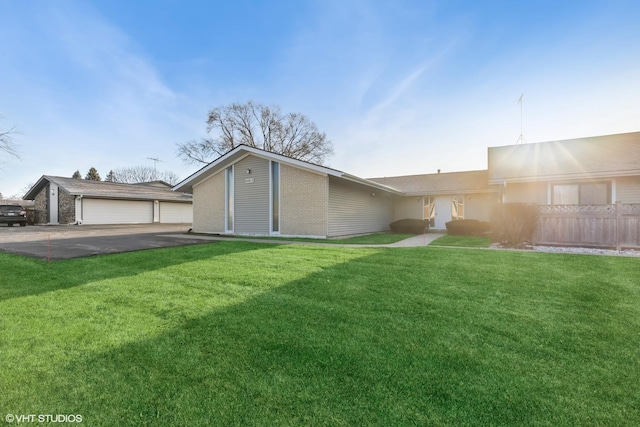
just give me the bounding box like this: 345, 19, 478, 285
193, 171, 225, 233
280, 164, 328, 237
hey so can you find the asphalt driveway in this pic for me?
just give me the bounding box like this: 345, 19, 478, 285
0, 224, 211, 260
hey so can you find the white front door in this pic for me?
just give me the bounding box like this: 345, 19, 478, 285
433, 196, 451, 230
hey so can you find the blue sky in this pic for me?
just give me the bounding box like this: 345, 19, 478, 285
1, 0, 639, 198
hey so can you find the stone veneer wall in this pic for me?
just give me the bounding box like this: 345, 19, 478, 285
33, 185, 49, 224
58, 191, 76, 224
31, 184, 76, 224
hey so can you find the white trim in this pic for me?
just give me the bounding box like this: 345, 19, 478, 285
224, 165, 234, 234
174, 146, 342, 192
489, 169, 640, 185
612, 178, 617, 203
75, 196, 83, 224
325, 175, 329, 238
174, 145, 403, 196
502, 181, 506, 203
49, 183, 59, 224
269, 160, 281, 235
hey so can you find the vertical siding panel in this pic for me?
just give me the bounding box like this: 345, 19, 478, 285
464, 193, 498, 221
234, 155, 270, 234
327, 177, 394, 237
506, 182, 547, 203
394, 197, 423, 221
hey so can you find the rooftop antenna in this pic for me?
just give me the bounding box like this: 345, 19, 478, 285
146, 157, 163, 179
516, 93, 527, 144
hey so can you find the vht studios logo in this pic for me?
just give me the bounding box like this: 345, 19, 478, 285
5, 414, 83, 423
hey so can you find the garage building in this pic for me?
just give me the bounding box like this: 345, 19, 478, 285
24, 176, 193, 225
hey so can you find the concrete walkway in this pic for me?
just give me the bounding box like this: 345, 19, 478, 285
384, 232, 446, 247
163, 232, 446, 248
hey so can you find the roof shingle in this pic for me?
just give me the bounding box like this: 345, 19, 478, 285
488, 132, 640, 183
368, 170, 496, 195
24, 176, 192, 202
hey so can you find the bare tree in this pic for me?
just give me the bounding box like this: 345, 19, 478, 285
0, 121, 19, 160
112, 165, 180, 185
177, 101, 333, 165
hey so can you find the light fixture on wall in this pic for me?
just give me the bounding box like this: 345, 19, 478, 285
371, 192, 376, 197
246, 169, 251, 174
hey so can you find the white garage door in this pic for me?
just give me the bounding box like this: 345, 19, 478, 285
159, 202, 193, 223
82, 199, 153, 225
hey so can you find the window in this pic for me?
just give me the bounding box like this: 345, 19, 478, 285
271, 161, 280, 233
552, 182, 610, 205
451, 196, 464, 220
553, 184, 579, 205
225, 166, 234, 232
424, 197, 435, 227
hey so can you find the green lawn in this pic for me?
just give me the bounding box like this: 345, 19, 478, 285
205, 232, 415, 245
1, 243, 639, 426
430, 234, 491, 247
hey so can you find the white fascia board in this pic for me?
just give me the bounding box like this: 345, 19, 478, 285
173, 148, 250, 192
172, 144, 406, 196
173, 146, 343, 192
488, 168, 640, 185
241, 146, 343, 177
402, 188, 500, 197
23, 175, 49, 199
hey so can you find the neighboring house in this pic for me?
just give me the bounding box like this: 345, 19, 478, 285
488, 132, 640, 205
24, 176, 193, 225
369, 170, 499, 230
488, 132, 640, 249
173, 145, 403, 238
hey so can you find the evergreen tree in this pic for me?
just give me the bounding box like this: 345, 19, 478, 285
104, 170, 116, 182
85, 167, 101, 181
72, 170, 82, 179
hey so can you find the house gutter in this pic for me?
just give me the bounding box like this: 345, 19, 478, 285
339, 173, 405, 195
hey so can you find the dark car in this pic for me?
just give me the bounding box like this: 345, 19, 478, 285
0, 205, 27, 227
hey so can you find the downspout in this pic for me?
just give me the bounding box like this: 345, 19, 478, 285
74, 195, 84, 225
611, 178, 617, 203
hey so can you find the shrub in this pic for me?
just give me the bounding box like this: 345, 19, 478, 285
491, 203, 539, 247
389, 218, 429, 234
445, 219, 491, 236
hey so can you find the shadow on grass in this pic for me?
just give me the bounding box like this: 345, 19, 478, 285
0, 241, 257, 302
11, 246, 637, 426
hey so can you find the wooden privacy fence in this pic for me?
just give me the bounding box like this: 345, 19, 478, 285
534, 203, 640, 250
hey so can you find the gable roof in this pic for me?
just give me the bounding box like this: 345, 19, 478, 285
488, 131, 640, 184
173, 145, 403, 195
368, 170, 497, 196
24, 176, 192, 202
